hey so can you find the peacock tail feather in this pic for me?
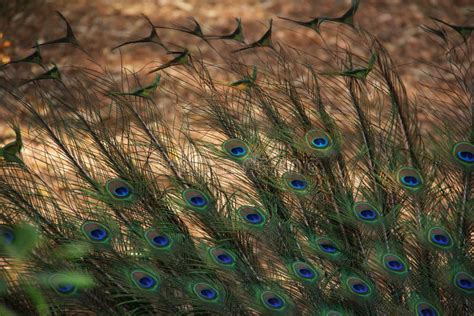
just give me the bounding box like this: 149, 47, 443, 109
0, 1, 472, 315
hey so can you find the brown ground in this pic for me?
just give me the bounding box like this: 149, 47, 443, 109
0, 0, 472, 140
1, 0, 472, 76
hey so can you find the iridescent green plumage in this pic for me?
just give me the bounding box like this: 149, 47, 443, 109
278, 16, 326, 34
324, 52, 377, 79
20, 64, 61, 86
1, 43, 43, 68
36, 11, 86, 53
206, 18, 245, 42
323, 0, 360, 28
233, 20, 273, 53
228, 66, 257, 89
155, 17, 206, 40
147, 49, 190, 73
112, 15, 168, 52
0, 126, 23, 165
110, 74, 161, 98
431, 17, 473, 42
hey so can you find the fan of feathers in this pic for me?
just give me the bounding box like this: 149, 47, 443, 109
0, 0, 472, 315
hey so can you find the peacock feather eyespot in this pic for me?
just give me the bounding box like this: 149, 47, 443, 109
452, 142, 474, 168
193, 283, 220, 302
314, 237, 342, 259
57, 283, 75, 294
397, 167, 424, 191
290, 261, 319, 283
237, 206, 266, 228
353, 202, 381, 224
283, 172, 310, 194
416, 302, 439, 316
305, 129, 334, 156
182, 189, 210, 211
105, 178, 136, 202
312, 137, 329, 148
453, 272, 473, 294
222, 139, 250, 161
0, 225, 14, 246
81, 221, 110, 243
208, 246, 237, 268
260, 291, 287, 311
144, 229, 173, 250
427, 227, 453, 250
48, 274, 77, 296
382, 254, 408, 276
345, 277, 372, 298
131, 270, 160, 291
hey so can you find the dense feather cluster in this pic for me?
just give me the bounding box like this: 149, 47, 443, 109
0, 1, 472, 315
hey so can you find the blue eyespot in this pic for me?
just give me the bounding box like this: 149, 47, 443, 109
401, 176, 419, 187
453, 142, 474, 167
360, 209, 376, 220
152, 235, 170, 247
217, 253, 233, 264
420, 309, 434, 316
246, 213, 262, 224
320, 243, 337, 253
139, 276, 156, 289
49, 274, 78, 295
261, 291, 286, 310
454, 272, 473, 292
283, 172, 309, 193
114, 186, 130, 197
315, 238, 343, 259
457, 151, 474, 163
131, 270, 160, 291
210, 247, 236, 267
267, 297, 283, 308
290, 179, 307, 190
419, 308, 437, 316
90, 228, 107, 241
145, 229, 173, 250
346, 277, 372, 297
291, 261, 318, 282
106, 179, 135, 201
416, 302, 439, 316
353, 202, 381, 224
312, 137, 329, 148
230, 146, 246, 157
432, 234, 448, 245
238, 206, 266, 227
305, 130, 333, 155
428, 227, 453, 250
2, 230, 14, 245
351, 283, 368, 294
386, 260, 404, 271
183, 189, 210, 210
382, 254, 408, 275
201, 288, 217, 299
191, 196, 206, 206
57, 283, 75, 294
81, 221, 110, 243
223, 139, 250, 160
398, 168, 423, 191
193, 283, 220, 302
298, 268, 314, 278
457, 278, 473, 290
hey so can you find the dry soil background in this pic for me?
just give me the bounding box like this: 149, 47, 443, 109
0, 0, 472, 141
